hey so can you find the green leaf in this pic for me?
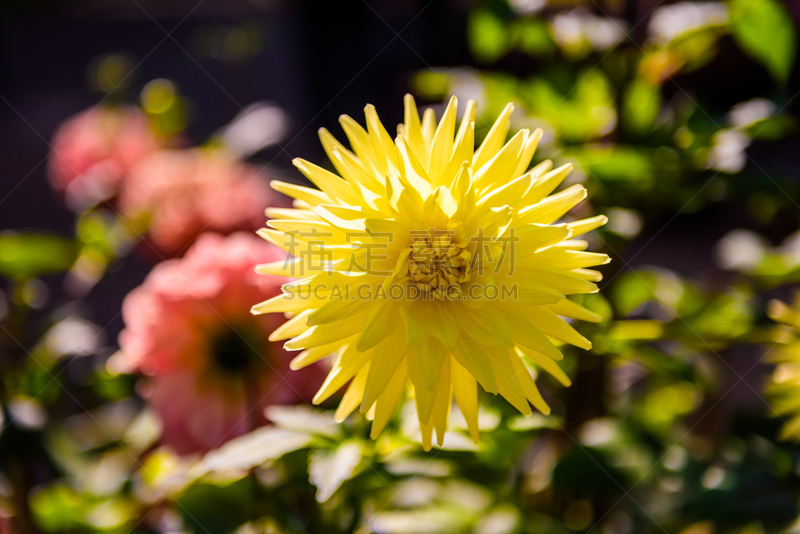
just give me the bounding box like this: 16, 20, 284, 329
0, 232, 76, 279
265, 405, 340, 438
565, 145, 654, 185
467, 9, 508, 63
308, 440, 364, 503
199, 426, 313, 475
611, 271, 658, 316
512, 18, 556, 57
623, 78, 661, 135
729, 0, 796, 83
178, 479, 254, 534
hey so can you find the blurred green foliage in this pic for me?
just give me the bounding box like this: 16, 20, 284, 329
3, 1, 800, 533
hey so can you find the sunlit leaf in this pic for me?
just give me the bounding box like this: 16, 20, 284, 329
0, 232, 75, 279
468, 9, 508, 63
729, 0, 796, 83
513, 18, 556, 57
611, 271, 658, 316
30, 483, 87, 532
623, 78, 661, 135
568, 145, 654, 184
265, 405, 340, 438
308, 439, 364, 503
200, 426, 313, 474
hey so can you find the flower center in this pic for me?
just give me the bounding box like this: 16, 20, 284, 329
210, 327, 263, 375
407, 231, 471, 299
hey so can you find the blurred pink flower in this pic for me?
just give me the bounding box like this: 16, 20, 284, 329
113, 232, 322, 455
119, 149, 279, 257
48, 106, 160, 209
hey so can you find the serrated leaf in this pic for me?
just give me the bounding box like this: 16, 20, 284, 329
199, 427, 313, 474
264, 405, 340, 438
308, 440, 364, 503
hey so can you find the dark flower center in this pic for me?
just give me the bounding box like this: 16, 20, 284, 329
210, 327, 264, 375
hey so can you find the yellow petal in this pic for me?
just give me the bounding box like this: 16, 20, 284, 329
514, 224, 572, 256
473, 129, 528, 193
371, 359, 409, 438
356, 298, 401, 352
335, 364, 370, 422
408, 336, 447, 392
421, 107, 436, 153
519, 348, 571, 386
546, 298, 602, 323
340, 114, 382, 176
313, 345, 372, 404
567, 215, 608, 238
445, 302, 514, 348
473, 102, 513, 171
365, 104, 399, 172
430, 355, 452, 446
488, 347, 531, 416
512, 128, 543, 178
319, 127, 356, 179
428, 96, 458, 186
284, 315, 365, 351
533, 249, 611, 270
525, 163, 573, 204
427, 302, 459, 350
509, 351, 550, 414
251, 293, 312, 315
269, 309, 312, 342
451, 358, 480, 443
270, 180, 330, 207
307, 296, 371, 327
360, 329, 406, 411
502, 309, 563, 361
400, 299, 430, 347
453, 334, 498, 394
519, 185, 587, 225
403, 94, 428, 168
293, 158, 362, 206
290, 337, 352, 370
525, 306, 592, 350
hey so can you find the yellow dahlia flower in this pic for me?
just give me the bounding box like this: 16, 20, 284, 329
252, 95, 609, 450
766, 296, 800, 440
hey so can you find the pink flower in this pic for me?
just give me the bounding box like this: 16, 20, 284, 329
113, 232, 322, 455
119, 149, 280, 257
48, 106, 160, 209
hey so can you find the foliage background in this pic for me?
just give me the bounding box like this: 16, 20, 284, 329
2, 0, 800, 533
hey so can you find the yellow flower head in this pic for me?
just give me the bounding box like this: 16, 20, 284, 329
766, 296, 800, 441
252, 95, 609, 450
